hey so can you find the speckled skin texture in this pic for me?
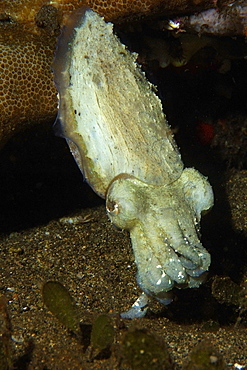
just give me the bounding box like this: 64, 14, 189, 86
106, 171, 213, 305
53, 9, 214, 315
0, 0, 216, 147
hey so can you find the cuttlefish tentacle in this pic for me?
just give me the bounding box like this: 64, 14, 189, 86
106, 171, 212, 299
53, 8, 214, 318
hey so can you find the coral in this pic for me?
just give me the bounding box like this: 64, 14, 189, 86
0, 0, 215, 147
0, 25, 58, 147
1, 0, 215, 24
172, 4, 247, 36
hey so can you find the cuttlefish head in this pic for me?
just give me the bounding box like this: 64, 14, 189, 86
106, 168, 214, 304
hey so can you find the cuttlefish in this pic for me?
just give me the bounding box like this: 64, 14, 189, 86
52, 7, 214, 318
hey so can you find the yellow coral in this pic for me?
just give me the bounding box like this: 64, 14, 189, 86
0, 24, 57, 146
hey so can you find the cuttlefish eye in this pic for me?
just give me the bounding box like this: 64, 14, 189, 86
106, 200, 119, 215
106, 176, 143, 230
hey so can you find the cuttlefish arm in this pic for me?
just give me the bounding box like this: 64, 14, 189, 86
52, 8, 214, 318
107, 169, 213, 318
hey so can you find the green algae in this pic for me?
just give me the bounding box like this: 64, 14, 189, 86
122, 328, 173, 370
183, 340, 226, 369
42, 281, 79, 332
90, 314, 115, 358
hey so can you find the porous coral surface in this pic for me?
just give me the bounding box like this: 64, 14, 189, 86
0, 26, 57, 146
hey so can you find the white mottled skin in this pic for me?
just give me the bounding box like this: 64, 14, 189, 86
106, 169, 213, 304
53, 8, 214, 318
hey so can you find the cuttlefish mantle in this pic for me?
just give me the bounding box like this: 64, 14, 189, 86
53, 7, 214, 318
